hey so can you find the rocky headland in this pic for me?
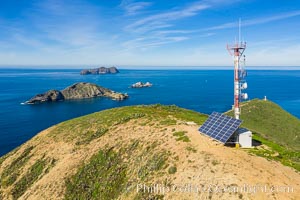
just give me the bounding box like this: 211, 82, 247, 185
25, 82, 128, 104
80, 67, 119, 75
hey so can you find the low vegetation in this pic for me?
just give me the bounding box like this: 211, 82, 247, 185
249, 133, 300, 171
211, 160, 219, 166
49, 104, 206, 145
159, 119, 177, 126
173, 131, 191, 142
1, 102, 299, 199
138, 151, 169, 181
0, 154, 8, 166
0, 146, 33, 187
65, 148, 128, 200
134, 193, 164, 200
227, 99, 300, 151
75, 128, 108, 145
186, 146, 197, 153
226, 99, 300, 171
12, 158, 49, 199
168, 166, 177, 174
65, 138, 171, 200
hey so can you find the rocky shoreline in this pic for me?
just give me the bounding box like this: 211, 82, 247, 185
25, 82, 128, 104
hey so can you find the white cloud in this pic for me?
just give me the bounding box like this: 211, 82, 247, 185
205, 10, 300, 31
125, 1, 210, 33
122, 36, 188, 51
121, 1, 152, 16
1, 0, 300, 66
121, 1, 212, 51
245, 10, 300, 26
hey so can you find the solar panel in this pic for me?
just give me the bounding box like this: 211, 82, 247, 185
199, 112, 242, 143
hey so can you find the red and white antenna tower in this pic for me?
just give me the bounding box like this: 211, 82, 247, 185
227, 19, 248, 120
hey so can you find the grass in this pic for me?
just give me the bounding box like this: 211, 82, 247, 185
249, 133, 300, 171
3, 102, 300, 199
75, 128, 108, 145
159, 119, 177, 126
49, 104, 206, 145
186, 146, 197, 153
0, 146, 33, 188
138, 151, 168, 180
226, 99, 300, 151
134, 193, 164, 200
50, 111, 146, 143
12, 159, 48, 200
66, 139, 169, 199
65, 148, 128, 200
173, 131, 191, 142
0, 154, 9, 166
173, 131, 186, 137
226, 99, 300, 171
177, 136, 190, 142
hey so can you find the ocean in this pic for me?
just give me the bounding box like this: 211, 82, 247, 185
0, 68, 299, 156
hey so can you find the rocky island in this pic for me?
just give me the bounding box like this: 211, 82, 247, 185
131, 81, 153, 88
80, 67, 119, 75
25, 82, 128, 104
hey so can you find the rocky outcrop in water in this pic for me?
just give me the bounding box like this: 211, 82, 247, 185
26, 90, 64, 104
80, 67, 119, 75
131, 82, 153, 88
25, 82, 128, 104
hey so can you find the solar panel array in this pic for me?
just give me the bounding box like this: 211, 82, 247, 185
199, 112, 242, 143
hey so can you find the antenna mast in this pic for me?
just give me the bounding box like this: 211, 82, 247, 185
227, 19, 248, 120
239, 18, 241, 44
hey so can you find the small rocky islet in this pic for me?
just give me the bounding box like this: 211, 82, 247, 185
80, 66, 119, 75
25, 82, 128, 104
131, 81, 153, 88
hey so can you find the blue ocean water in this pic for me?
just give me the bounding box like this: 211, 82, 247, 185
0, 69, 299, 156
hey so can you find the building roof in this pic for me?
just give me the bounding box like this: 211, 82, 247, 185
236, 128, 251, 134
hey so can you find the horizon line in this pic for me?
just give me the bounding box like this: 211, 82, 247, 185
1, 65, 300, 70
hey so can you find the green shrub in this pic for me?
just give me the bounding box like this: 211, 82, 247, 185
173, 131, 186, 137
176, 136, 190, 142
168, 166, 177, 174
186, 146, 197, 153
173, 131, 190, 142
211, 160, 219, 166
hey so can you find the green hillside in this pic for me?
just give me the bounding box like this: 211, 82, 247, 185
227, 99, 300, 151
0, 104, 299, 199
226, 99, 300, 171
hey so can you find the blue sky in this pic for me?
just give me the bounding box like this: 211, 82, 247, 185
0, 0, 300, 67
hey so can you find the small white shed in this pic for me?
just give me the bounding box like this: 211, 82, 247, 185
237, 128, 252, 148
